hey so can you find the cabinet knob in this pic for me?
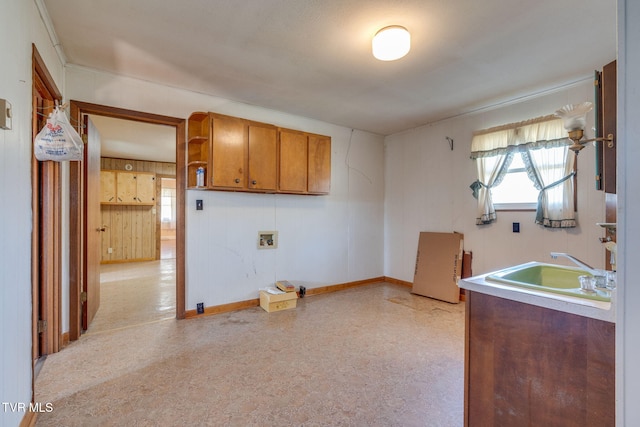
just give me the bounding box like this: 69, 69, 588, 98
235, 178, 240, 184
251, 180, 257, 185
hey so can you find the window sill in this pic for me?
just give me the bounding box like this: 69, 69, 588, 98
494, 202, 537, 211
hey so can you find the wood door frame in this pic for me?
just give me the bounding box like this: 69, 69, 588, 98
68, 101, 186, 340
31, 45, 63, 361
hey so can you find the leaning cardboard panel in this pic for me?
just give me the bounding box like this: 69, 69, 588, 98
412, 232, 464, 303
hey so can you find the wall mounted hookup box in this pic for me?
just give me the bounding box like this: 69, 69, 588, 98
0, 99, 12, 130
258, 231, 278, 249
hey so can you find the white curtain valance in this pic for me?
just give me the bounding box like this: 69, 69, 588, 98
471, 115, 566, 158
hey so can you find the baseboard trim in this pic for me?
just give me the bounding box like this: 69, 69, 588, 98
383, 276, 412, 287
305, 276, 386, 296
383, 276, 466, 301
185, 277, 387, 319
185, 299, 259, 319
20, 410, 37, 427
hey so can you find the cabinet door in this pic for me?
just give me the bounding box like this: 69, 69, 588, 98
135, 173, 156, 204
279, 129, 308, 193
212, 114, 246, 188
602, 60, 616, 194
308, 134, 331, 194
116, 172, 137, 203
248, 124, 277, 191
100, 170, 117, 203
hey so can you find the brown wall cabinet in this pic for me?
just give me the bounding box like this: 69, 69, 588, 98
278, 128, 308, 193
100, 170, 156, 205
465, 291, 615, 427
278, 128, 331, 195
248, 123, 278, 191
187, 112, 330, 195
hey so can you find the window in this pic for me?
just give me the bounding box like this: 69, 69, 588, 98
491, 153, 538, 210
160, 178, 176, 225
470, 115, 577, 228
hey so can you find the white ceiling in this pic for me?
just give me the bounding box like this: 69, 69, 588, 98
42, 0, 616, 160
88, 115, 176, 163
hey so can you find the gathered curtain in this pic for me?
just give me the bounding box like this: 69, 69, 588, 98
470, 115, 575, 227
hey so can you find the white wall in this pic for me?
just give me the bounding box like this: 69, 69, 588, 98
617, 0, 640, 425
0, 1, 64, 426
65, 66, 385, 309
384, 79, 608, 281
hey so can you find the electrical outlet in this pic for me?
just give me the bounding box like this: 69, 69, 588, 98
196, 302, 204, 314
108, 247, 113, 254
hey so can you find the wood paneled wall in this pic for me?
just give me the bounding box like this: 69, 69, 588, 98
100, 158, 176, 263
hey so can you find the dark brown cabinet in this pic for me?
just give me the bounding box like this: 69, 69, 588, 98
465, 291, 615, 427
600, 60, 616, 195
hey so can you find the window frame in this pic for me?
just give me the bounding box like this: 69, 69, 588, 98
492, 149, 578, 212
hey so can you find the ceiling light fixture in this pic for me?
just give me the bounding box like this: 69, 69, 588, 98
372, 26, 410, 61
555, 102, 615, 154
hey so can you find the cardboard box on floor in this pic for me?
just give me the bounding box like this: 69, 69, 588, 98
259, 290, 298, 312
412, 232, 464, 303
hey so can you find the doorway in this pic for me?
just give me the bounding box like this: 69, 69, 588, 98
68, 101, 186, 341
89, 120, 178, 334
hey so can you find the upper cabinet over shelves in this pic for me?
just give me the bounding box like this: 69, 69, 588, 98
186, 112, 330, 195
187, 112, 210, 189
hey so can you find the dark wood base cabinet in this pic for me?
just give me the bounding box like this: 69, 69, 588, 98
465, 291, 615, 427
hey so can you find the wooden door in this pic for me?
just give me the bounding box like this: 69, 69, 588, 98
212, 114, 246, 188
308, 134, 331, 194
279, 129, 308, 192
135, 173, 156, 203
248, 123, 277, 191
100, 171, 116, 203
117, 172, 137, 203
83, 117, 103, 330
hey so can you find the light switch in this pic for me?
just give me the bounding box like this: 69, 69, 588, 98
0, 99, 12, 130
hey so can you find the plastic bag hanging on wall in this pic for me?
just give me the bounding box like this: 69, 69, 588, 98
34, 106, 84, 161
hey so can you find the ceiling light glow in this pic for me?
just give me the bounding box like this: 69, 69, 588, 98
372, 26, 410, 61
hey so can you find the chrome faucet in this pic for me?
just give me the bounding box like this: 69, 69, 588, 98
550, 252, 599, 275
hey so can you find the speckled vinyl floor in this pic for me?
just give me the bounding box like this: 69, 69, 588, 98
35, 282, 465, 426
87, 260, 176, 335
